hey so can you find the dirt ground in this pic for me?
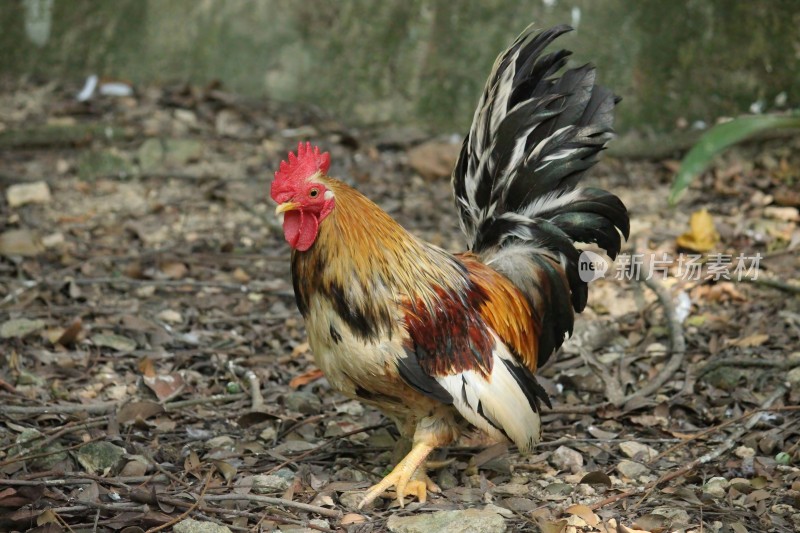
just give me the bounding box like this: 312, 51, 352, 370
1, 80, 799, 533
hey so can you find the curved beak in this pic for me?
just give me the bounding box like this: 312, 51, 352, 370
275, 201, 300, 215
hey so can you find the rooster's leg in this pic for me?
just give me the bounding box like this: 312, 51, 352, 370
358, 441, 435, 508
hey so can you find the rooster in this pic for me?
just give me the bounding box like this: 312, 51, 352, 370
270, 24, 628, 508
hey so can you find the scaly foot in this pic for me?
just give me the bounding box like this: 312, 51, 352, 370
358, 442, 435, 508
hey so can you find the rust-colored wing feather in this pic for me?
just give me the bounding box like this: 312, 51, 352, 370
459, 254, 540, 372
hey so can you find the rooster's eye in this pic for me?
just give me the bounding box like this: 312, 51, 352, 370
309, 188, 319, 198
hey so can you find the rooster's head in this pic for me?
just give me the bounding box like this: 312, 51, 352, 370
271, 142, 334, 251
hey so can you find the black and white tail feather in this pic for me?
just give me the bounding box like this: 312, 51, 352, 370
452, 24, 630, 364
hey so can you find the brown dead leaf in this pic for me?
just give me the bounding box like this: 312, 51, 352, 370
76, 480, 100, 503
138, 357, 156, 378
184, 450, 201, 476
213, 460, 238, 483
36, 509, 59, 526
56, 318, 83, 346
728, 333, 769, 348
237, 410, 281, 428
0, 486, 44, 508
564, 504, 600, 526
143, 372, 185, 402
117, 401, 165, 425
536, 519, 567, 533
159, 261, 188, 279
289, 367, 323, 388
341, 513, 367, 525
579, 470, 613, 487
632, 513, 670, 532
692, 281, 746, 303
676, 209, 720, 252
470, 442, 509, 470
120, 460, 148, 477
232, 267, 250, 283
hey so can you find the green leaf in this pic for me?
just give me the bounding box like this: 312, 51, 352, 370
669, 112, 800, 205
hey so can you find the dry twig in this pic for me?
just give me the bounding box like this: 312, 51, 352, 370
145, 469, 213, 533
621, 276, 687, 404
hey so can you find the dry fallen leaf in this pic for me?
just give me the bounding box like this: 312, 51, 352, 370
138, 357, 157, 378
632, 513, 670, 532
143, 372, 186, 402
341, 513, 367, 525
579, 470, 613, 487
728, 333, 769, 348
676, 208, 720, 252
564, 504, 599, 526
289, 367, 324, 389
159, 261, 188, 279
56, 318, 83, 346
691, 281, 746, 303
213, 460, 238, 483
116, 401, 165, 425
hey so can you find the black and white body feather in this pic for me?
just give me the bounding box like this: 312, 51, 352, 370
452, 24, 630, 364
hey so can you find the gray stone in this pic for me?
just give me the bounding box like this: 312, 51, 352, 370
251, 469, 294, 493
77, 150, 132, 180
272, 440, 316, 454
138, 138, 203, 172
8, 428, 67, 470
205, 436, 235, 450
7, 181, 51, 207
340, 490, 372, 510
75, 442, 126, 474
703, 477, 729, 499
651, 506, 691, 526
173, 518, 232, 533
786, 366, 800, 385
284, 391, 322, 414
387, 508, 506, 533
550, 446, 583, 473
1, 318, 45, 339
617, 459, 649, 479
619, 441, 658, 461
493, 483, 529, 497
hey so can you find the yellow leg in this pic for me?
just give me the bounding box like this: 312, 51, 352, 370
358, 442, 436, 508
410, 467, 442, 495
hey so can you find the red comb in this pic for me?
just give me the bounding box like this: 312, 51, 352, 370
274, 142, 330, 184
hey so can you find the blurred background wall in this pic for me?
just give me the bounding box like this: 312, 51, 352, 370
2, 0, 799, 135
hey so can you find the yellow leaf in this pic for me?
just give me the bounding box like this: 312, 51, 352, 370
676, 208, 720, 252
728, 333, 769, 347
37, 509, 58, 525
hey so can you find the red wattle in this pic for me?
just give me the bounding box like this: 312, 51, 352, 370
282, 210, 319, 251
